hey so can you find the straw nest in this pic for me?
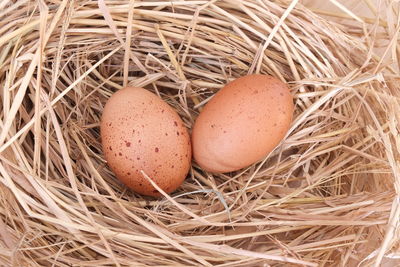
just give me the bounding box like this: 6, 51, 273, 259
0, 0, 399, 266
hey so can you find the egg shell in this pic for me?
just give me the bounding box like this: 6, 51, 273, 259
192, 74, 294, 173
101, 87, 191, 197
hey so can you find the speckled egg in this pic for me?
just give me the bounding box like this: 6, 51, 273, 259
192, 74, 294, 173
101, 87, 191, 197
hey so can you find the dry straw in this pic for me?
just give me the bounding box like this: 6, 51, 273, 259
0, 0, 399, 266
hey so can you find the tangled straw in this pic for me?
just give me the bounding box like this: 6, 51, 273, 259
0, 0, 399, 266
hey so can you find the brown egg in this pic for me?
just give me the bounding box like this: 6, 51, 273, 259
192, 74, 294, 173
101, 87, 191, 197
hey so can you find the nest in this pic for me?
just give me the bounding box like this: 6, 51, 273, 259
0, 0, 399, 266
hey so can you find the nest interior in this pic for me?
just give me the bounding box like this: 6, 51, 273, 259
0, 0, 399, 266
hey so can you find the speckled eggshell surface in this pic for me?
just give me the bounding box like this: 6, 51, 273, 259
192, 74, 294, 173
101, 87, 191, 197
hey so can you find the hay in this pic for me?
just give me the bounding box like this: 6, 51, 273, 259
0, 0, 399, 266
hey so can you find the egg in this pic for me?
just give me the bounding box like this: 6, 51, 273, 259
101, 87, 191, 197
192, 74, 293, 173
